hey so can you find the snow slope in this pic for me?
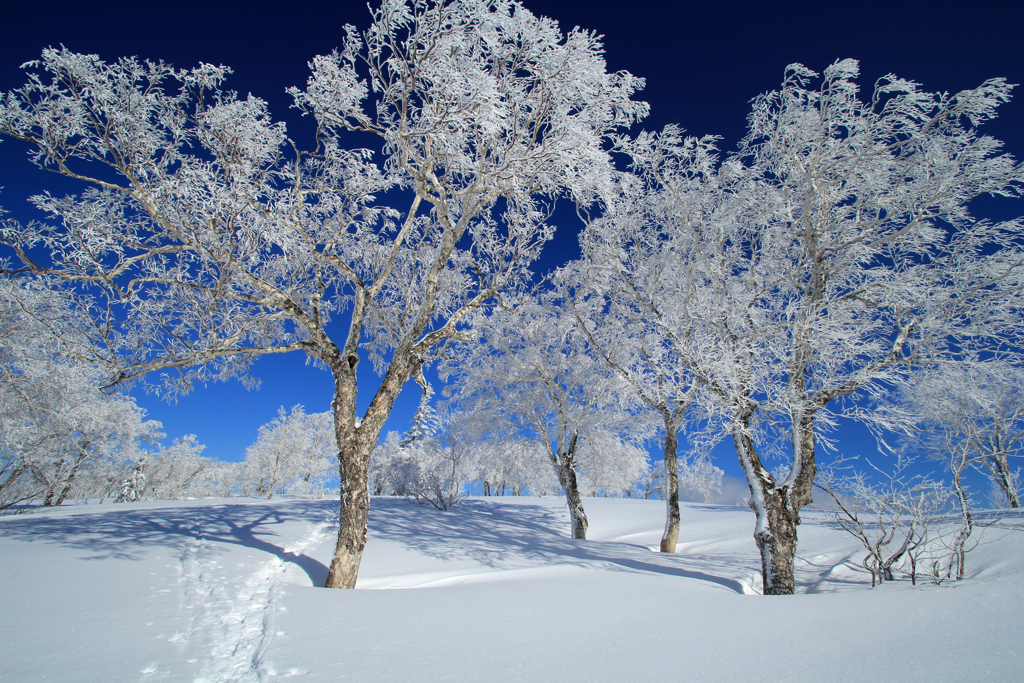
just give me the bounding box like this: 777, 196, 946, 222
1, 496, 1021, 682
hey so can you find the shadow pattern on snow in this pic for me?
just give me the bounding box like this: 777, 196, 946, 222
0, 499, 333, 586
366, 497, 748, 594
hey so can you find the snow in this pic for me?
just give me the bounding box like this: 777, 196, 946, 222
1, 496, 1021, 682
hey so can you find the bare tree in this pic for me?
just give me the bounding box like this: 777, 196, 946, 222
0, 0, 645, 586
817, 456, 950, 586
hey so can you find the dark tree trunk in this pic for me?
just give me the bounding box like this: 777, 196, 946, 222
53, 456, 84, 507
734, 409, 816, 596
561, 462, 589, 540
324, 351, 421, 589
988, 455, 1021, 508
42, 464, 62, 507
660, 426, 680, 553
753, 483, 800, 595
790, 411, 817, 520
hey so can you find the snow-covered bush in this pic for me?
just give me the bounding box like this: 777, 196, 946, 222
403, 435, 478, 511
371, 417, 479, 510
815, 456, 980, 587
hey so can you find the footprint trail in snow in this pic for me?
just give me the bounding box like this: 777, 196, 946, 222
187, 516, 331, 683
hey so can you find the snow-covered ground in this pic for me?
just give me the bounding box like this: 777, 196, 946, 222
1, 496, 1021, 682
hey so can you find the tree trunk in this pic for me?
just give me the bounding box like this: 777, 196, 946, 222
42, 465, 61, 507
323, 350, 421, 589
949, 455, 974, 581
753, 484, 800, 595
988, 454, 1021, 508
790, 411, 817, 520
660, 426, 680, 553
561, 462, 589, 540
734, 418, 804, 595
324, 357, 372, 589
325, 413, 376, 589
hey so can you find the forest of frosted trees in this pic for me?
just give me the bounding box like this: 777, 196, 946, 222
2, 0, 1023, 595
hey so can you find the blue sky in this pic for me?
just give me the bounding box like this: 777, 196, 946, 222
1, 0, 1021, 475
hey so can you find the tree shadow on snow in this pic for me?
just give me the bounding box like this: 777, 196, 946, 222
0, 499, 333, 586
366, 497, 749, 594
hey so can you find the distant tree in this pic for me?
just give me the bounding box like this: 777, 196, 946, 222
239, 406, 335, 499
0, 0, 645, 586
403, 432, 478, 511
678, 457, 723, 504
444, 298, 649, 538
633, 461, 666, 500
140, 434, 234, 501
899, 363, 1024, 508
115, 460, 148, 503
369, 431, 417, 496
370, 411, 481, 509
0, 277, 163, 512
577, 434, 650, 498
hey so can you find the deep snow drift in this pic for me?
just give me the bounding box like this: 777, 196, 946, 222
1, 496, 1021, 682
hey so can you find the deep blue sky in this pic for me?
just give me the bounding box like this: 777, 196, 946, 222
1, 0, 1022, 466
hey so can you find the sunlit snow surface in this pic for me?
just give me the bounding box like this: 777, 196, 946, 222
1, 496, 1021, 682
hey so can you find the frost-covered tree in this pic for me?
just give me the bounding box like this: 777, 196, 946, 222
138, 434, 238, 500
477, 438, 560, 496
444, 297, 649, 538
725, 60, 1024, 594
403, 432, 478, 510
238, 406, 335, 499
139, 436, 206, 500
0, 277, 164, 512
632, 461, 666, 500
115, 460, 147, 503
584, 60, 1024, 594
567, 130, 721, 550
576, 434, 650, 498
369, 431, 417, 496
678, 457, 723, 504
899, 363, 1024, 508
370, 412, 482, 507
0, 0, 645, 586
